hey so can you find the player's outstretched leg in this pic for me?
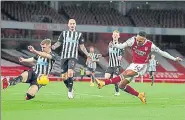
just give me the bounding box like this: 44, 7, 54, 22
3, 71, 28, 89
26, 84, 41, 100
118, 70, 146, 104
2, 77, 9, 89
118, 78, 146, 104
94, 74, 123, 89
95, 70, 146, 104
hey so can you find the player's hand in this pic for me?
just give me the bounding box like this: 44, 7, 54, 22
51, 45, 56, 50
19, 57, 25, 62
28, 45, 35, 52
118, 56, 122, 61
97, 54, 102, 57
109, 41, 114, 48
175, 57, 183, 62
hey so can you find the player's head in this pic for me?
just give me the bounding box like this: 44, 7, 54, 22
136, 31, 147, 45
151, 54, 155, 59
89, 46, 94, 53
40, 39, 51, 52
68, 19, 76, 31
112, 30, 120, 42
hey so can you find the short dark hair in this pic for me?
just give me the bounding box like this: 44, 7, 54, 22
138, 31, 147, 37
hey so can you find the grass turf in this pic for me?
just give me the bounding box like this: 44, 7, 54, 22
2, 82, 185, 120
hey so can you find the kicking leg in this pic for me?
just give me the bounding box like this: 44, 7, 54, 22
3, 71, 29, 89
118, 70, 146, 104
94, 72, 123, 89
26, 84, 41, 100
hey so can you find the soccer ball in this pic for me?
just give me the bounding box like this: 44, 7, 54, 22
37, 75, 49, 86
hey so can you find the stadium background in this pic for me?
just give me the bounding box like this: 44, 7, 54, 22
1, 1, 185, 83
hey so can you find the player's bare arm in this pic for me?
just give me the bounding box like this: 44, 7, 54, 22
80, 44, 89, 57
52, 32, 63, 50
19, 57, 35, 63
28, 45, 52, 59
52, 41, 61, 50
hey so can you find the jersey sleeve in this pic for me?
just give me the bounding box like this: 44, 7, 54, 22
119, 49, 124, 56
125, 37, 135, 47
33, 55, 39, 60
114, 37, 135, 49
50, 52, 58, 60
58, 31, 64, 43
151, 43, 176, 61
79, 33, 85, 44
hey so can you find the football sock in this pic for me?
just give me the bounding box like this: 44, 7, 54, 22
121, 85, 139, 97
151, 75, 154, 86
91, 75, 95, 83
26, 93, 35, 100
63, 80, 69, 88
114, 84, 119, 92
86, 74, 91, 77
105, 76, 122, 85
68, 77, 73, 92
9, 76, 23, 86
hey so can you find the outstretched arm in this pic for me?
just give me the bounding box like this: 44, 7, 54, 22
113, 37, 135, 49
28, 46, 53, 59
19, 57, 35, 63
151, 44, 182, 61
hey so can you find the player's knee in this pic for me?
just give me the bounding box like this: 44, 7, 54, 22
67, 70, 73, 77
118, 79, 129, 89
21, 71, 29, 82
118, 82, 125, 89
61, 73, 68, 80
105, 73, 111, 79
123, 70, 138, 78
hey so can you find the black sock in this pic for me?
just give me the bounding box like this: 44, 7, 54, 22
115, 84, 119, 92
149, 71, 152, 77
91, 75, 95, 82
63, 80, 69, 88
9, 76, 23, 86
26, 93, 35, 100
86, 74, 91, 77
68, 77, 73, 92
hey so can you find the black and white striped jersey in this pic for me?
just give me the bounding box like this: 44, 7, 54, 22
33, 52, 56, 75
58, 31, 84, 59
86, 53, 99, 69
103, 42, 124, 67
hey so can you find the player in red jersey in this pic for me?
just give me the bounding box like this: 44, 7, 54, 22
94, 31, 182, 104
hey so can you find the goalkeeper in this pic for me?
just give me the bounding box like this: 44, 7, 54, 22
2, 39, 57, 100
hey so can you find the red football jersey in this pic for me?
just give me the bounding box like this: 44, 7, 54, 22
131, 38, 152, 64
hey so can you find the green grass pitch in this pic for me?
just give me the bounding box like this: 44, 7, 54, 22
2, 82, 185, 120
